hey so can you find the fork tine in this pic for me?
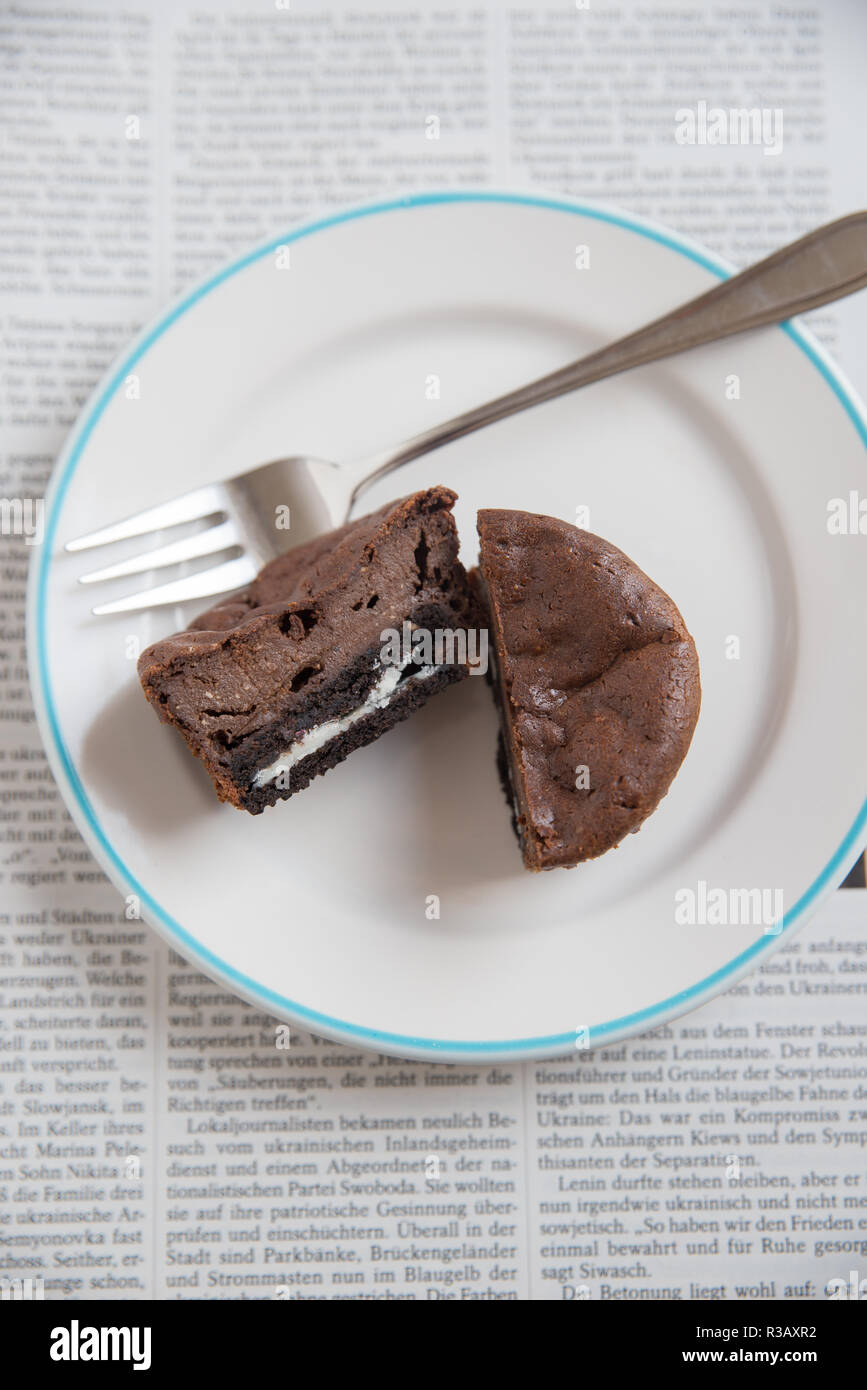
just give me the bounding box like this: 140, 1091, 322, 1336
77, 519, 242, 585
90, 555, 259, 616
65, 484, 226, 553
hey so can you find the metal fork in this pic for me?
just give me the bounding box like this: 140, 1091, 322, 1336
67, 211, 867, 615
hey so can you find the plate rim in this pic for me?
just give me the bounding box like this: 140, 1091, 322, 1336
27, 188, 867, 1062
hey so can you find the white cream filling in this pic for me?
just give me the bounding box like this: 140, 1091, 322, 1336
252, 656, 437, 788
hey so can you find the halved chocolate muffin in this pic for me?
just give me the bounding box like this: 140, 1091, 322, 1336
475, 509, 700, 870
138, 486, 479, 812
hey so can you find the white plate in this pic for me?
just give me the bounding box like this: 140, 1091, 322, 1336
29, 191, 867, 1061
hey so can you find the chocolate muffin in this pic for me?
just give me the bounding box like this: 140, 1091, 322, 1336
138, 487, 479, 812
474, 509, 700, 870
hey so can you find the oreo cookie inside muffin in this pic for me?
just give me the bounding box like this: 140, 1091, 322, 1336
138, 486, 480, 812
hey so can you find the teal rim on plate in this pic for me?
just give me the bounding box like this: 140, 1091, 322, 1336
29, 190, 867, 1061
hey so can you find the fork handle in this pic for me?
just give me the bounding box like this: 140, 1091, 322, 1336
350, 210, 867, 510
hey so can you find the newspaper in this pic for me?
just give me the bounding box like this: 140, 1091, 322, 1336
1, 0, 865, 1302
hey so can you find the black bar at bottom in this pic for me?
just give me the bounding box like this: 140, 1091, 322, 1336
7, 1295, 862, 1373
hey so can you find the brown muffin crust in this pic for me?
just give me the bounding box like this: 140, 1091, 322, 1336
475, 509, 701, 870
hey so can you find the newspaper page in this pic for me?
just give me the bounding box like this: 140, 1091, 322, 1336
0, 0, 865, 1304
